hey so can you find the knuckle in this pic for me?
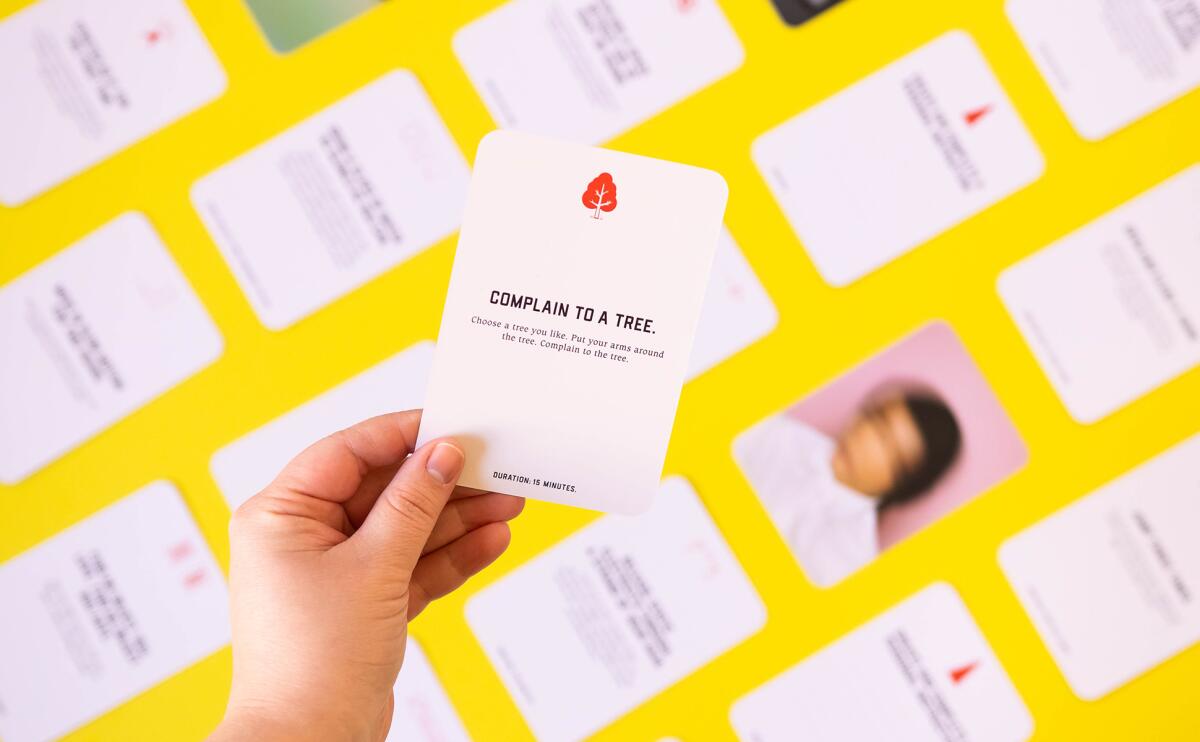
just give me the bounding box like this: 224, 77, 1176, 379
227, 492, 278, 540
383, 482, 443, 528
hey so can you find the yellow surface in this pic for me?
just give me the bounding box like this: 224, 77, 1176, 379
1, 0, 1198, 740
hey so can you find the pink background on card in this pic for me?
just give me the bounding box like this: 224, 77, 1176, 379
785, 322, 1027, 549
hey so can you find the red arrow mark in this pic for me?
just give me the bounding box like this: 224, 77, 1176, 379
950, 661, 979, 684
964, 105, 993, 126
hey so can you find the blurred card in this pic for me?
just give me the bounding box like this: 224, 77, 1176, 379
1007, 0, 1200, 140
753, 31, 1044, 286
243, 0, 381, 52
389, 638, 471, 742
192, 70, 469, 330
467, 477, 765, 742
0, 213, 222, 484
417, 130, 727, 513
998, 165, 1200, 423
0, 0, 226, 206
453, 0, 744, 144
731, 583, 1032, 742
769, 0, 848, 27
0, 482, 229, 742
1000, 434, 1200, 700
687, 228, 777, 379
210, 342, 434, 510
733, 322, 1027, 587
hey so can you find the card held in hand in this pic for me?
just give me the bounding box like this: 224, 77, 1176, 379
418, 130, 728, 513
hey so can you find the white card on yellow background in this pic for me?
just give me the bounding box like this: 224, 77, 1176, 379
1007, 0, 1200, 140
688, 228, 777, 379
731, 583, 1033, 742
452, 0, 744, 144
0, 482, 229, 742
417, 130, 727, 513
1000, 433, 1200, 701
753, 31, 1044, 286
211, 342, 434, 511
192, 70, 469, 330
0, 0, 226, 206
466, 477, 765, 742
998, 165, 1200, 423
0, 213, 223, 484
389, 638, 471, 742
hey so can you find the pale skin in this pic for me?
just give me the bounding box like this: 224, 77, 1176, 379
830, 396, 927, 499
209, 410, 524, 742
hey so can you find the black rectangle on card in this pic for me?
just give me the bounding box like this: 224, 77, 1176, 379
769, 0, 848, 27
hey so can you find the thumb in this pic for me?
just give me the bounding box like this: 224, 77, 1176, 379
352, 438, 465, 577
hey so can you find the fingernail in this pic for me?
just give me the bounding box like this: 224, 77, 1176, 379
426, 442, 465, 484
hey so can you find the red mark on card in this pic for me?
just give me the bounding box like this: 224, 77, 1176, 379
582, 173, 618, 219
145, 22, 172, 46
950, 661, 979, 684
685, 540, 722, 579
168, 540, 194, 562
964, 105, 993, 126
183, 569, 207, 589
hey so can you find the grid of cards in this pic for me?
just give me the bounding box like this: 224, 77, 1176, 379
0, 1, 1197, 741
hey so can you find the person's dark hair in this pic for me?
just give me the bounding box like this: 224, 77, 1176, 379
877, 393, 962, 511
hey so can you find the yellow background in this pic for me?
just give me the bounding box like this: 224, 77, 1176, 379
1, 0, 1198, 739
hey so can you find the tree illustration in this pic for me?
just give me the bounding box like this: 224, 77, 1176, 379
582, 173, 618, 219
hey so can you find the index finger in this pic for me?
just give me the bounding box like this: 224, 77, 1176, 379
270, 409, 422, 504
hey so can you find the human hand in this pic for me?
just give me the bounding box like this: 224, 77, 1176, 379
210, 410, 523, 742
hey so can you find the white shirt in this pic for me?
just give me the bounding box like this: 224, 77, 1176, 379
737, 416, 879, 586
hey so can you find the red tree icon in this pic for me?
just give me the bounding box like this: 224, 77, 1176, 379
582, 173, 618, 219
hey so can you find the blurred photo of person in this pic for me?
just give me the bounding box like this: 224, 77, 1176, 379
734, 322, 1027, 587
737, 388, 962, 586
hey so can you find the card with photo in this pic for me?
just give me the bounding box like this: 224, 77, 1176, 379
243, 0, 381, 53
768, 0, 848, 27
734, 322, 1027, 587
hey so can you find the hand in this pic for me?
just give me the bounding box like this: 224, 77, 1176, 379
210, 410, 524, 742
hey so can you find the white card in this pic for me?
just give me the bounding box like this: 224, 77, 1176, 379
466, 477, 765, 742
0, 482, 230, 742
389, 638, 471, 742
0, 213, 223, 484
452, 0, 744, 144
1000, 433, 1200, 700
998, 165, 1200, 423
1007, 0, 1200, 140
417, 130, 727, 513
752, 31, 1044, 286
210, 342, 434, 510
730, 583, 1033, 742
191, 70, 469, 330
0, 0, 226, 206
687, 228, 777, 379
